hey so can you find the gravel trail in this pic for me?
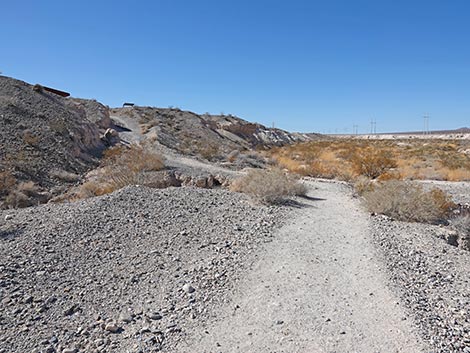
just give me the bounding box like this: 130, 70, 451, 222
111, 114, 238, 178
174, 180, 425, 353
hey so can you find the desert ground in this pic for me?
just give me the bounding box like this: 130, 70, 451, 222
1, 76, 469, 353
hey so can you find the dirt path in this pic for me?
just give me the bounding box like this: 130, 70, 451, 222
111, 114, 238, 177
174, 180, 425, 353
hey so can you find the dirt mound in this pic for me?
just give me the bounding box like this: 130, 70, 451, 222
0, 186, 284, 353
110, 107, 320, 160
0, 76, 114, 206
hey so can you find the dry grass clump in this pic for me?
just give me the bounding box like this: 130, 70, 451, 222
76, 144, 165, 198
0, 176, 49, 209
363, 180, 455, 223
230, 168, 307, 204
4, 182, 39, 208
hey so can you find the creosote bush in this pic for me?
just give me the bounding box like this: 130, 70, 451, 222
230, 168, 307, 204
363, 180, 455, 224
351, 147, 397, 179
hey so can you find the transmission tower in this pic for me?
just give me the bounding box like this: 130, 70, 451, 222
423, 116, 430, 135
353, 124, 359, 135
370, 119, 377, 134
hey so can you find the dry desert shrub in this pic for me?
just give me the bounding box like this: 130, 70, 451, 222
442, 168, 470, 181
353, 176, 375, 196
4, 189, 30, 208
351, 147, 397, 179
102, 144, 164, 173
75, 144, 165, 198
269, 139, 470, 182
3, 181, 45, 208
230, 168, 307, 204
363, 180, 455, 223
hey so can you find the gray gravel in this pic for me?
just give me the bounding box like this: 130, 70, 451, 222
0, 186, 286, 353
2, 178, 469, 353
420, 180, 470, 205
171, 180, 425, 353
370, 215, 470, 352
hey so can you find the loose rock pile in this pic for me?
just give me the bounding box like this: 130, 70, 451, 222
0, 186, 286, 352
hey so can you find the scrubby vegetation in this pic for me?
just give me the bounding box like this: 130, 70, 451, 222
76, 144, 165, 198
269, 139, 470, 181
0, 170, 49, 209
362, 180, 455, 224
350, 147, 397, 179
230, 168, 307, 204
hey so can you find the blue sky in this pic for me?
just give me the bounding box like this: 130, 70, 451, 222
1, 0, 469, 133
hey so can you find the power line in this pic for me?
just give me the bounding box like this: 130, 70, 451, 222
353, 124, 359, 135
423, 116, 430, 135
370, 119, 377, 134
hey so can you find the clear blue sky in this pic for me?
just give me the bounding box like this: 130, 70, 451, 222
1, 0, 469, 133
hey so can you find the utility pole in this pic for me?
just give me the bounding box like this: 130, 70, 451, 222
423, 116, 429, 135
353, 124, 359, 136
370, 119, 377, 134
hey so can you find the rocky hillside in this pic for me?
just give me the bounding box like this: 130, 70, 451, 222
0, 75, 322, 208
110, 106, 320, 160
0, 76, 114, 207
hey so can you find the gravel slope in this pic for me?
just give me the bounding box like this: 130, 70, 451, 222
0, 76, 109, 189
174, 180, 425, 353
0, 187, 285, 353
371, 216, 470, 352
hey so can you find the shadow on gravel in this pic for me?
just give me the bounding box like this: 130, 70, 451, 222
0, 228, 23, 240
282, 197, 325, 208
301, 195, 327, 202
